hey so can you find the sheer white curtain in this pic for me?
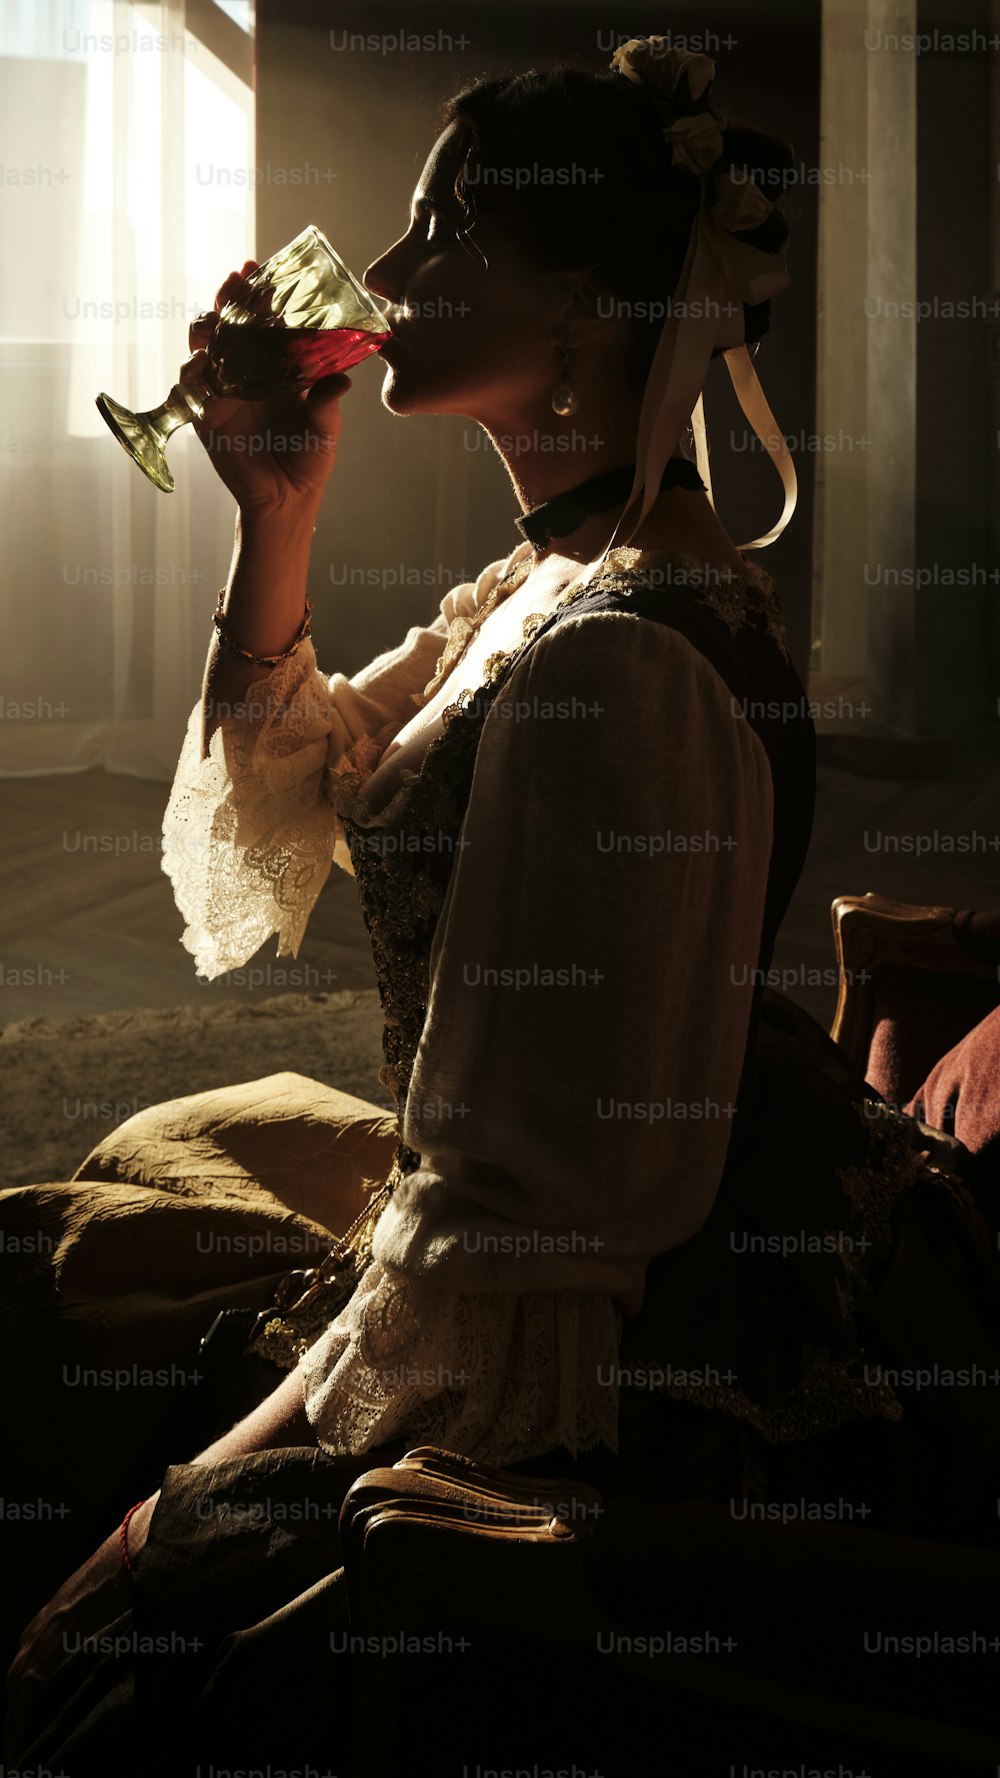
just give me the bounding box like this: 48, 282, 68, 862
0, 0, 254, 778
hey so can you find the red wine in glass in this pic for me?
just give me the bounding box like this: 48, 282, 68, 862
95, 225, 392, 492
209, 321, 390, 397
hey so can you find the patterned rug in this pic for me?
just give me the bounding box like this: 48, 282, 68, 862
0, 989, 390, 1189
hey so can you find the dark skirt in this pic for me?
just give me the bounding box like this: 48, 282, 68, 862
610, 989, 1000, 1545
5, 991, 1000, 1771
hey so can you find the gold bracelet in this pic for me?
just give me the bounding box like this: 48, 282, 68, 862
212, 591, 313, 667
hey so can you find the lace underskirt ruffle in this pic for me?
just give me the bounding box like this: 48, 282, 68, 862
298, 1257, 623, 1467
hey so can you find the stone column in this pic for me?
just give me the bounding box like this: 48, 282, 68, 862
816, 0, 917, 735
988, 0, 1000, 747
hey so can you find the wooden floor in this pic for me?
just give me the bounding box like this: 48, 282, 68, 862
0, 768, 377, 1025
1, 750, 998, 1031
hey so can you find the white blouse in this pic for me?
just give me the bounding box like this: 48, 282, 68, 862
161, 544, 775, 1465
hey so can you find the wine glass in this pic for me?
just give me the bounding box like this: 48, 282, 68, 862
95, 225, 392, 493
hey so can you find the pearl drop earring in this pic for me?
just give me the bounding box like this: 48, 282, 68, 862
550, 341, 579, 417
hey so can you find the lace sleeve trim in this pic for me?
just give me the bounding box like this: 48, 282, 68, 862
298, 1257, 623, 1466
161, 646, 343, 979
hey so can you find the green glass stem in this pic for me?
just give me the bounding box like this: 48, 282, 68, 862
95, 363, 219, 494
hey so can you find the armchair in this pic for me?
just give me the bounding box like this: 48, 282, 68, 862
829, 893, 1000, 1193
336, 1446, 1000, 1775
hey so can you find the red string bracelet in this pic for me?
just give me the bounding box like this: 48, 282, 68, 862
119, 1499, 146, 1577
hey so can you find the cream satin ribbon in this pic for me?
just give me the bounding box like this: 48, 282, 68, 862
576, 172, 798, 589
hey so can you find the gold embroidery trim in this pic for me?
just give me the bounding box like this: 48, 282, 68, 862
555, 547, 791, 662
422, 543, 790, 710
833, 1100, 968, 1329
662, 1341, 903, 1445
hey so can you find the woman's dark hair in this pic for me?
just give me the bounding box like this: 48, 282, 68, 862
433, 61, 794, 384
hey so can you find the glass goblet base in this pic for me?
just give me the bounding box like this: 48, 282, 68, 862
95, 374, 214, 494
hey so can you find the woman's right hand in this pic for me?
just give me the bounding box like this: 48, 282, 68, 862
183, 260, 353, 520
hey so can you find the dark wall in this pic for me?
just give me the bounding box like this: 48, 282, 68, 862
256, 0, 821, 677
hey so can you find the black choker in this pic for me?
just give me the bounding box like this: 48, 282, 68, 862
514, 458, 706, 549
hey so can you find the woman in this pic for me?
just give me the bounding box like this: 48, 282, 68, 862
7, 39, 1000, 1770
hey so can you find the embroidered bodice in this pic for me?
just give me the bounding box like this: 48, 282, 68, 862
333, 544, 793, 1161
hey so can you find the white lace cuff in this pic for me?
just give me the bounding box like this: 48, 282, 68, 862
298, 1257, 623, 1466
161, 644, 343, 980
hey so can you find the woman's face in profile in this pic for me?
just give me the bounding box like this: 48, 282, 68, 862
363, 121, 579, 424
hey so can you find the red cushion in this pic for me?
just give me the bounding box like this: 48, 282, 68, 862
866, 966, 1000, 1105
905, 1002, 1000, 1158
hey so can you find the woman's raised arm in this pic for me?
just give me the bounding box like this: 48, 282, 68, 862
183, 262, 353, 757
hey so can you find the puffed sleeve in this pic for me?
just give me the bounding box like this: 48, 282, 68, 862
160, 551, 526, 979
367, 607, 776, 1313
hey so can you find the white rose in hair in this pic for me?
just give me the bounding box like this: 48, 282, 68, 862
609, 36, 716, 105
